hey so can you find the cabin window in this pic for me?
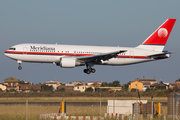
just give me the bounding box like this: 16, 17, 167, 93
9, 48, 16, 50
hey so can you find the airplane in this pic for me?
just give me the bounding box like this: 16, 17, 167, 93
4, 19, 176, 74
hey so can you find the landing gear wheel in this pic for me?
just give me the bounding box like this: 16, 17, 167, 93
86, 70, 91, 74
84, 69, 87, 73
18, 66, 22, 70
91, 68, 96, 73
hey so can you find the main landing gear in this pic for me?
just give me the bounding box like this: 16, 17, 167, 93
83, 63, 96, 74
17, 60, 22, 70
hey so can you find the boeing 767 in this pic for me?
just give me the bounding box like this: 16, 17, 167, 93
4, 19, 176, 74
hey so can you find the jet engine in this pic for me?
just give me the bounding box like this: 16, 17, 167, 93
60, 57, 76, 68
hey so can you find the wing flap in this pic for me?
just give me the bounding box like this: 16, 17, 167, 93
77, 50, 126, 62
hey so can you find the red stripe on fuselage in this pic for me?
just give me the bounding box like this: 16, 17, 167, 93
5, 51, 151, 59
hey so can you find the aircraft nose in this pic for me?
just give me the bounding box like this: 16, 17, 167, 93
4, 50, 10, 57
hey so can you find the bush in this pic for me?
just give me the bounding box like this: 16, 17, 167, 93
85, 87, 93, 92
101, 88, 109, 92
58, 88, 65, 92
131, 88, 138, 92
41, 84, 53, 91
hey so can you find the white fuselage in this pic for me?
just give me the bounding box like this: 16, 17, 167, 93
4, 43, 167, 66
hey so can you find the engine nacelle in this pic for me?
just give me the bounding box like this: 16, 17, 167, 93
60, 57, 76, 68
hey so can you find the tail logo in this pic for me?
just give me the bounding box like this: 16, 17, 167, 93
158, 28, 168, 38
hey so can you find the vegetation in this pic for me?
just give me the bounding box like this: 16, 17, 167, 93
100, 80, 121, 87
124, 83, 129, 91
18, 80, 31, 84
58, 88, 65, 92
0, 96, 168, 103
0, 104, 107, 120
85, 87, 93, 92
41, 84, 53, 91
175, 78, 180, 82
0, 101, 168, 120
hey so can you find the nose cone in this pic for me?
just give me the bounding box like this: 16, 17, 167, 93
4, 50, 11, 58
4, 50, 8, 56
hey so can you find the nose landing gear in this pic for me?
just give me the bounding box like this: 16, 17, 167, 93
17, 60, 22, 70
18, 66, 22, 70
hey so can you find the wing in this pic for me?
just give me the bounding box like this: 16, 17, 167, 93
77, 50, 126, 63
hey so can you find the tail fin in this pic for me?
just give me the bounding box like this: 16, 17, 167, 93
136, 19, 176, 51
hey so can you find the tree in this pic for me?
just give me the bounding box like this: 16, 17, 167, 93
112, 80, 120, 87
0, 88, 2, 92
37, 82, 42, 85
175, 78, 180, 82
9, 89, 16, 92
124, 84, 129, 91
100, 82, 107, 87
58, 88, 65, 92
108, 82, 113, 87
131, 88, 138, 92
85, 87, 93, 92
101, 88, 109, 92
19, 80, 30, 84
95, 88, 100, 92
42, 84, 53, 91
155, 85, 166, 90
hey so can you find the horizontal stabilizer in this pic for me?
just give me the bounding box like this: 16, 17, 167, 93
146, 52, 174, 58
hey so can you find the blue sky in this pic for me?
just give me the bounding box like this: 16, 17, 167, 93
1, 1, 180, 84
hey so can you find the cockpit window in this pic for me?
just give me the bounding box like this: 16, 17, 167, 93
9, 48, 16, 50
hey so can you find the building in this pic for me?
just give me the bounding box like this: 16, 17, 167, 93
128, 80, 143, 92
4, 77, 20, 91
138, 76, 156, 84
66, 81, 84, 86
74, 85, 95, 92
18, 84, 42, 92
150, 81, 169, 90
169, 83, 180, 90
130, 77, 157, 92
57, 86, 74, 92
43, 80, 61, 90
0, 83, 6, 91
87, 81, 102, 87
142, 82, 151, 91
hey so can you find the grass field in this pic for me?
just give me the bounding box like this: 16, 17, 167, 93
0, 97, 168, 120
0, 104, 107, 120
0, 104, 168, 120
0, 96, 167, 103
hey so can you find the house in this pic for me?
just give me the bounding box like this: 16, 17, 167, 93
74, 84, 95, 92
143, 82, 151, 91
87, 81, 102, 87
18, 84, 42, 92
169, 83, 180, 90
66, 81, 84, 86
138, 76, 156, 84
3, 77, 20, 91
0, 83, 7, 91
43, 80, 61, 90
150, 81, 169, 90
57, 86, 74, 92
131, 77, 157, 91
128, 80, 143, 92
